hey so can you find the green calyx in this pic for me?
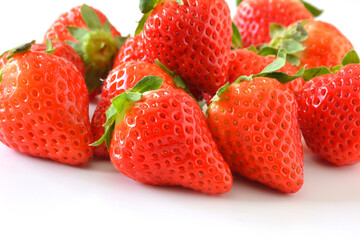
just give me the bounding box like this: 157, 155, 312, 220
258, 21, 309, 67
66, 4, 127, 93
0, 40, 35, 60
300, 0, 323, 17
231, 22, 243, 50
236, 0, 243, 6
303, 50, 360, 81
44, 39, 56, 54
210, 49, 305, 103
136, 0, 184, 35
91, 75, 164, 148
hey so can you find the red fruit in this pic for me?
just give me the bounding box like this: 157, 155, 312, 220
1, 41, 84, 76
207, 77, 304, 193
141, 0, 232, 95
297, 64, 360, 166
113, 35, 152, 68
233, 0, 314, 48
298, 20, 354, 69
44, 4, 122, 97
94, 77, 233, 194
0, 51, 93, 165
229, 49, 305, 93
91, 61, 176, 158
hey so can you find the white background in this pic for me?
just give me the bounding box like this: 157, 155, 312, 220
1, 0, 360, 239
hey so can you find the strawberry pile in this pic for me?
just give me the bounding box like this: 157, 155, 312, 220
0, 0, 359, 195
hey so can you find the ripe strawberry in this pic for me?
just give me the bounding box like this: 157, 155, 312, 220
112, 35, 152, 68
0, 45, 93, 165
297, 51, 360, 166
139, 0, 232, 95
229, 49, 305, 93
93, 77, 233, 194
1, 40, 84, 77
233, 0, 318, 48
207, 51, 304, 193
91, 61, 176, 158
44, 4, 123, 97
297, 20, 354, 69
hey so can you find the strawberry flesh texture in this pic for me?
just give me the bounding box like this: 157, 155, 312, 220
298, 20, 354, 69
91, 61, 176, 158
110, 88, 232, 194
142, 0, 232, 95
233, 0, 313, 48
297, 64, 360, 166
207, 78, 304, 193
229, 49, 305, 93
0, 52, 93, 165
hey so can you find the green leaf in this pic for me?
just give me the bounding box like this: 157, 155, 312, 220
65, 41, 85, 58
342, 50, 360, 66
246, 45, 258, 53
129, 75, 164, 93
135, 13, 150, 36
211, 82, 229, 102
282, 39, 306, 54
126, 92, 143, 102
231, 22, 243, 49
139, 0, 159, 13
6, 40, 36, 60
286, 54, 301, 67
258, 46, 278, 57
301, 0, 323, 17
256, 67, 305, 84
270, 23, 286, 39
0, 68, 3, 84
288, 21, 308, 42
173, 75, 186, 89
115, 35, 130, 49
303, 66, 331, 82
66, 26, 90, 42
260, 49, 287, 74
91, 124, 113, 147
155, 59, 176, 76
330, 65, 342, 73
44, 39, 56, 54
234, 75, 253, 84
81, 4, 102, 30
112, 93, 129, 114
236, 0, 243, 6
102, 20, 112, 33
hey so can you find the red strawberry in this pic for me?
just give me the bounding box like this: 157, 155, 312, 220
93, 77, 233, 194
297, 20, 354, 69
1, 41, 84, 77
112, 35, 152, 68
0, 45, 93, 165
233, 0, 317, 48
229, 49, 305, 93
297, 51, 360, 166
44, 4, 123, 97
91, 61, 176, 158
139, 0, 232, 95
207, 52, 304, 193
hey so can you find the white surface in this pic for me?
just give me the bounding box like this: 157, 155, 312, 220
1, 0, 360, 239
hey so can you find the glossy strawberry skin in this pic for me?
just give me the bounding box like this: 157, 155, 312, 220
0, 52, 93, 165
109, 88, 232, 194
207, 78, 304, 193
142, 0, 232, 95
233, 0, 313, 48
297, 64, 360, 166
112, 35, 152, 68
44, 5, 120, 43
298, 20, 354, 69
229, 49, 305, 93
91, 61, 176, 158
1, 42, 84, 76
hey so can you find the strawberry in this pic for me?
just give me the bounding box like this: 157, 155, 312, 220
138, 0, 232, 95
297, 20, 354, 69
207, 50, 304, 193
261, 20, 354, 69
1, 40, 84, 77
233, 0, 320, 48
112, 35, 152, 68
44, 4, 124, 97
0, 43, 93, 165
91, 61, 177, 158
93, 77, 232, 194
229, 48, 305, 93
297, 51, 360, 166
